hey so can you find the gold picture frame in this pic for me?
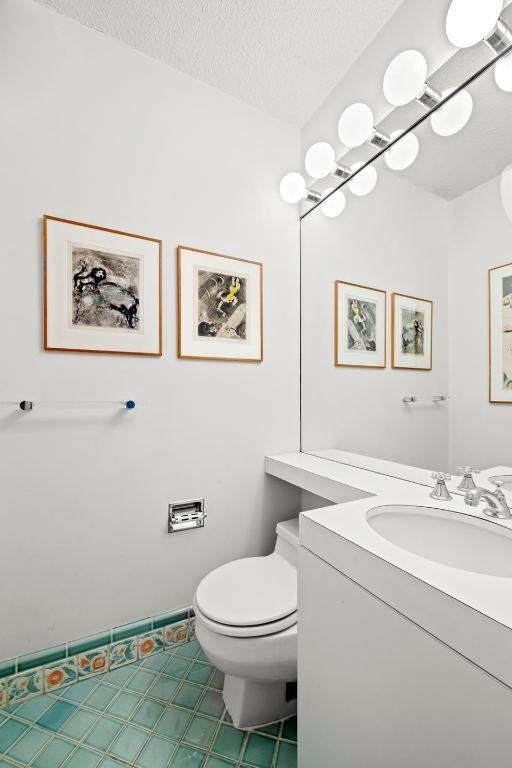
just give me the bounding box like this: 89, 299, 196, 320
334, 280, 387, 368
391, 292, 432, 371
44, 215, 162, 356
177, 245, 263, 362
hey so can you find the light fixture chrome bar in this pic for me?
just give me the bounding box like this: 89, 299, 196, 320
332, 163, 351, 180
484, 18, 512, 54
304, 188, 322, 202
417, 84, 442, 109
368, 129, 390, 149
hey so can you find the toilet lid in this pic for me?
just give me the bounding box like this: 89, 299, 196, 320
195, 555, 297, 628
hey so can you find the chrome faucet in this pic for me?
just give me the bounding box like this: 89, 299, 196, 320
464, 482, 512, 519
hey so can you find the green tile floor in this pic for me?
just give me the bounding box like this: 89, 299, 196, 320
0, 640, 297, 768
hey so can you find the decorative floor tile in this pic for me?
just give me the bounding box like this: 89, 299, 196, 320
182, 714, 218, 749
109, 638, 138, 670
37, 700, 76, 731
108, 723, 148, 762
131, 698, 165, 729
58, 678, 97, 702
197, 690, 224, 719
32, 736, 75, 768
11, 694, 53, 722
0, 718, 28, 752
0, 679, 6, 709
6, 727, 50, 763
186, 662, 214, 686
242, 733, 278, 768
134, 733, 177, 768
126, 669, 158, 694
0, 637, 297, 768
173, 683, 203, 711
84, 684, 118, 712
148, 674, 180, 703
138, 630, 165, 659
44, 658, 77, 693
59, 709, 98, 739
106, 690, 141, 719
275, 740, 297, 767
66, 746, 102, 768
212, 724, 245, 761
170, 744, 207, 767
205, 758, 236, 767
155, 706, 192, 741
77, 647, 109, 678
85, 716, 124, 751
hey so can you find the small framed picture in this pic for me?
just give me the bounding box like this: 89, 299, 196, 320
44, 215, 162, 356
177, 246, 263, 362
489, 261, 512, 403
392, 292, 432, 370
334, 281, 386, 368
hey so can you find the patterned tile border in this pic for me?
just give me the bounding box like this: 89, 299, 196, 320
0, 607, 193, 708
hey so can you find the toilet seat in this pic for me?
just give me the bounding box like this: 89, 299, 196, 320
194, 553, 297, 638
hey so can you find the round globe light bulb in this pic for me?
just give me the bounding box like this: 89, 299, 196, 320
384, 131, 420, 171
431, 88, 473, 136
305, 142, 336, 179
338, 103, 375, 148
501, 164, 512, 223
383, 50, 428, 106
321, 187, 346, 218
495, 52, 512, 91
445, 0, 503, 48
348, 162, 378, 197
279, 172, 306, 203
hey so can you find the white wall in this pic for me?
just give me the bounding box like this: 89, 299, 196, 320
301, 168, 451, 470
449, 175, 512, 470
0, 0, 300, 659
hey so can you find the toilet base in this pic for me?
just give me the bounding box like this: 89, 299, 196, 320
223, 674, 297, 730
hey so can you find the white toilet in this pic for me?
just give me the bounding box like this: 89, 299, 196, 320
193, 517, 299, 729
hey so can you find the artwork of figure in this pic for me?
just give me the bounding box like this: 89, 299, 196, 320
347, 298, 377, 352
196, 270, 247, 340
401, 309, 425, 356
71, 247, 141, 331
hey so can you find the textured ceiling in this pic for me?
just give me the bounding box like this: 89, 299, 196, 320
34, 0, 405, 125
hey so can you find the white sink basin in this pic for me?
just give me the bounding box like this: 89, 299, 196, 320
490, 475, 512, 492
367, 505, 512, 577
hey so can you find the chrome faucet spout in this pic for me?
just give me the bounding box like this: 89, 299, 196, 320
464, 485, 512, 519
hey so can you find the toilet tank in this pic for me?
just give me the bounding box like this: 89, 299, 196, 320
275, 517, 299, 567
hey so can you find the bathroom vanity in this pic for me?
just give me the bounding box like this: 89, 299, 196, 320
267, 453, 512, 767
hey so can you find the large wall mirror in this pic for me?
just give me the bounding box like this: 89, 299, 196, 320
300, 45, 512, 477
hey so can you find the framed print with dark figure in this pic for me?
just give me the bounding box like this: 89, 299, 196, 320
335, 281, 386, 368
44, 216, 162, 356
177, 245, 263, 362
392, 292, 432, 370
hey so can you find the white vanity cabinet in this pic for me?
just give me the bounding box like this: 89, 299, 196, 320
298, 547, 512, 768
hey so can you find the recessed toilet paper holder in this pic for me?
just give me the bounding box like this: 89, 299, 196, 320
168, 499, 206, 533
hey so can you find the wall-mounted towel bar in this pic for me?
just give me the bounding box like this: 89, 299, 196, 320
0, 400, 138, 411
402, 395, 449, 404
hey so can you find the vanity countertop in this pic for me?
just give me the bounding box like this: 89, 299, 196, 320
266, 450, 512, 688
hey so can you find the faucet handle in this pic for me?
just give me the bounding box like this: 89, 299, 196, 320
430, 473, 452, 501
456, 466, 480, 491
456, 466, 480, 475
431, 472, 451, 481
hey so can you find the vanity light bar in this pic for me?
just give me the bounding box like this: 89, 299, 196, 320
484, 19, 512, 54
